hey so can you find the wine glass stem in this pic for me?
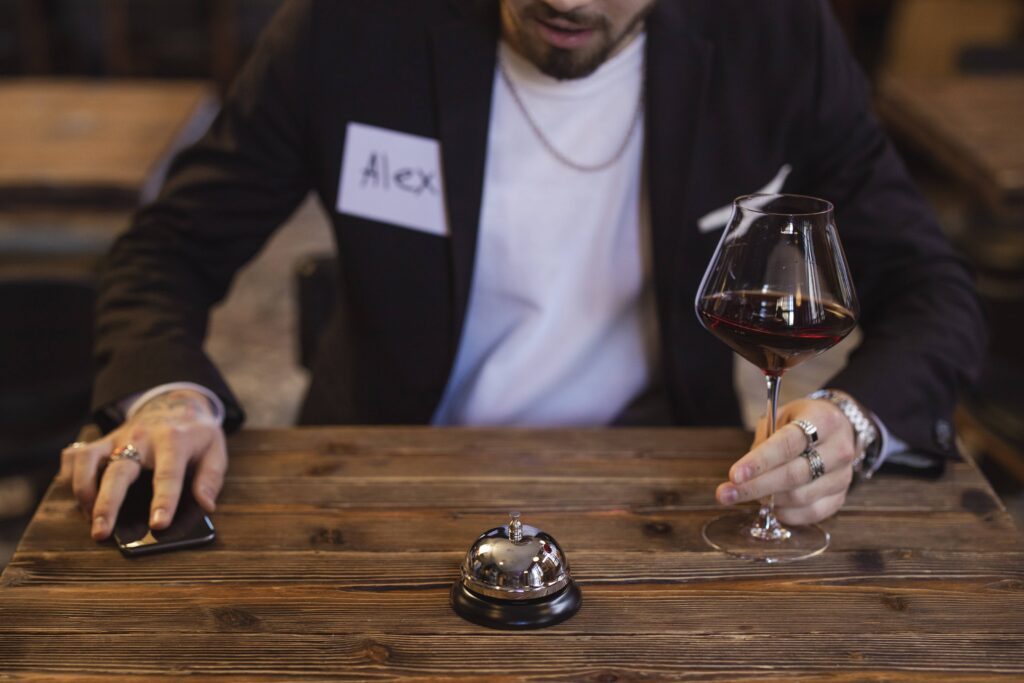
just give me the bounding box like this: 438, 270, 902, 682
760, 374, 782, 533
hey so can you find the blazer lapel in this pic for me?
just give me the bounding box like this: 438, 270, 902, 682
430, 1, 500, 352
645, 0, 714, 419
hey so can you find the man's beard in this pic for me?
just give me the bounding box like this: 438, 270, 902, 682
514, 2, 654, 80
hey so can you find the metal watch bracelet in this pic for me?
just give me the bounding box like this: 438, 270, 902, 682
809, 389, 881, 478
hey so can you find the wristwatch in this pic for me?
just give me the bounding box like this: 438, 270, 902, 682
809, 389, 882, 478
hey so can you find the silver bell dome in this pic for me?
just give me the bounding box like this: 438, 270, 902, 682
460, 512, 572, 600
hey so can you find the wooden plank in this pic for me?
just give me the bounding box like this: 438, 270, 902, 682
1, 633, 1022, 679
30, 468, 996, 515
4, 549, 1021, 589
220, 447, 735, 479
16, 507, 1023, 554
224, 426, 754, 456
0, 79, 213, 206
216, 440, 991, 489
0, 674, 1017, 683
2, 583, 1023, 636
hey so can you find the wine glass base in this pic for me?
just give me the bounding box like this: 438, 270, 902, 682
702, 510, 829, 563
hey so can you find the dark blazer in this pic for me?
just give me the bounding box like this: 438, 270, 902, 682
93, 0, 986, 460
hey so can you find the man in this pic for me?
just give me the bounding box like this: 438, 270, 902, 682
62, 0, 985, 542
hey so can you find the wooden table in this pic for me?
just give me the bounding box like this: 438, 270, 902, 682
2, 428, 1023, 681
877, 75, 1024, 218
0, 79, 216, 209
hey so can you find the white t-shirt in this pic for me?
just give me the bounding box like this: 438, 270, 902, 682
432, 34, 658, 425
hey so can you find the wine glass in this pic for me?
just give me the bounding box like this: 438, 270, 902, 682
695, 193, 859, 562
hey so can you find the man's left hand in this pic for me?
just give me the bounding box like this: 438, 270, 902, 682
715, 398, 857, 525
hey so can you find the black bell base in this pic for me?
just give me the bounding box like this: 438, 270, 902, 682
450, 581, 582, 630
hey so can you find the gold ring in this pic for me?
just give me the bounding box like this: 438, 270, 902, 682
109, 443, 141, 464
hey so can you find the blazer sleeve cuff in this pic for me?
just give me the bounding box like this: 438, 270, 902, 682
92, 344, 244, 433
120, 382, 227, 425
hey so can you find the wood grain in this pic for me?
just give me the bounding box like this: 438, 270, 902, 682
2, 633, 1023, 679
1, 427, 1022, 681
3, 582, 1024, 635
23, 474, 994, 516
16, 507, 1023, 553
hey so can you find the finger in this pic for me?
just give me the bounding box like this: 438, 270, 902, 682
149, 431, 192, 530
731, 399, 849, 484
71, 438, 114, 516
776, 491, 847, 526
718, 443, 850, 505
91, 458, 143, 540
773, 466, 854, 508
729, 421, 808, 485
78, 423, 103, 441
192, 431, 228, 512
61, 425, 103, 481
59, 446, 77, 482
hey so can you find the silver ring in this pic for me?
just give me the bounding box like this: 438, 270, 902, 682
801, 447, 826, 481
65, 441, 88, 450
109, 443, 141, 464
792, 419, 820, 450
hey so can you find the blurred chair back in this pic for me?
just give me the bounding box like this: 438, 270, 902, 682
294, 254, 338, 372
0, 269, 96, 475
958, 216, 1024, 455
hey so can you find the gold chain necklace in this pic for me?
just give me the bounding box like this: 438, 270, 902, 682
498, 61, 644, 173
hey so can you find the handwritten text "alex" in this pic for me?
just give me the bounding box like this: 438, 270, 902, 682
360, 152, 440, 196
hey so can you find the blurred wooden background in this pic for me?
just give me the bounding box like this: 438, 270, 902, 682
0, 0, 282, 90
0, 1, 1020, 86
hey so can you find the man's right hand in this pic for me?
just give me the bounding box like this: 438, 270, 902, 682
59, 389, 227, 541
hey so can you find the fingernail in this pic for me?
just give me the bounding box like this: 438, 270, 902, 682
151, 508, 168, 527
91, 516, 106, 537
733, 466, 750, 484
720, 486, 738, 504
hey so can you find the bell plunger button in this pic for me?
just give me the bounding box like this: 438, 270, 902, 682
508, 511, 523, 543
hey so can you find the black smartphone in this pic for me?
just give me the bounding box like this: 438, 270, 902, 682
112, 470, 216, 557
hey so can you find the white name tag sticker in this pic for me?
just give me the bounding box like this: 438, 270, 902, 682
336, 122, 448, 236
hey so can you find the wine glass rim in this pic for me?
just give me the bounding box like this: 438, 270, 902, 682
734, 193, 834, 217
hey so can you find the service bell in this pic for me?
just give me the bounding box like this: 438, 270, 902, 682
451, 512, 582, 629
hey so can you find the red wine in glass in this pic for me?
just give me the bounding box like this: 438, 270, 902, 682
695, 193, 859, 563
698, 290, 856, 376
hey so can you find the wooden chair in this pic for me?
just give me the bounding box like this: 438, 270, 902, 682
0, 268, 96, 476
882, 0, 1024, 78
99, 0, 280, 90
294, 254, 338, 372
955, 218, 1024, 489
14, 0, 51, 73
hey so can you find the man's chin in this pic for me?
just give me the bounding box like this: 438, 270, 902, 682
532, 46, 610, 80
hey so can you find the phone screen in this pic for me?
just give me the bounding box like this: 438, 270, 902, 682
112, 470, 216, 556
